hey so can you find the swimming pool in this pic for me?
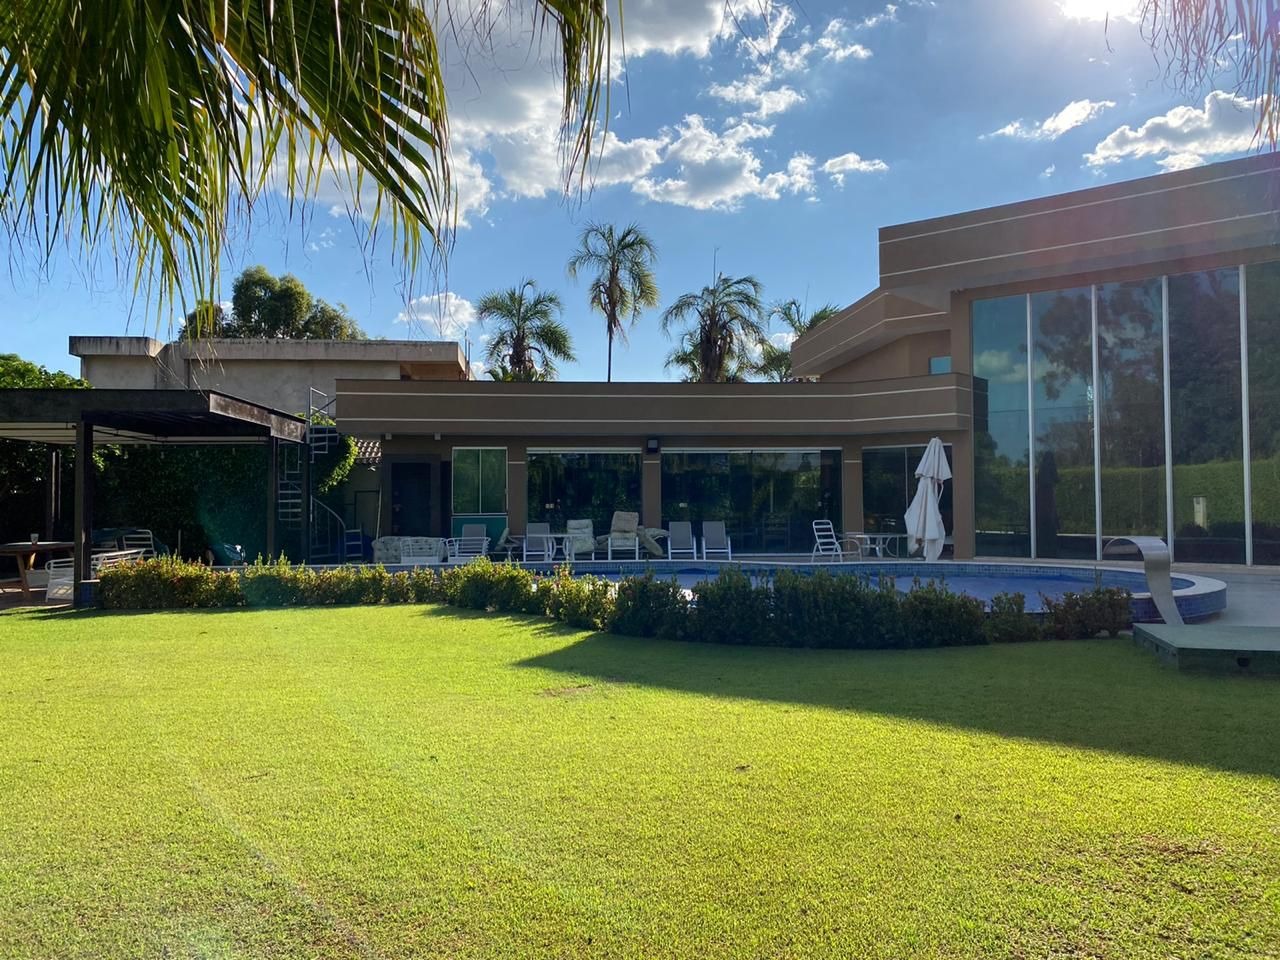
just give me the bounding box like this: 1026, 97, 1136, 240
517, 559, 1227, 622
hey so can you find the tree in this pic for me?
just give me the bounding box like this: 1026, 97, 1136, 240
0, 2, 611, 312
754, 300, 840, 382
1138, 1, 1280, 144
178, 266, 365, 340
477, 280, 576, 381
660, 274, 767, 383
566, 222, 660, 381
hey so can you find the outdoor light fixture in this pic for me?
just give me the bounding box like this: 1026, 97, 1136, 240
646, 437, 660, 454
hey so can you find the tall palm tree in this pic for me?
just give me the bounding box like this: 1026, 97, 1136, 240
755, 300, 841, 382
566, 222, 659, 381
0, 2, 610, 312
660, 274, 767, 383
477, 280, 576, 382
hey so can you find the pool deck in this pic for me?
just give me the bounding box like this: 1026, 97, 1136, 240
1133, 624, 1280, 675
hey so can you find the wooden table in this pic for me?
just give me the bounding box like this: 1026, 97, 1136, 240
0, 541, 74, 601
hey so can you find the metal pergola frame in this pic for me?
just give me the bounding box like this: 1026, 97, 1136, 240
0, 389, 308, 604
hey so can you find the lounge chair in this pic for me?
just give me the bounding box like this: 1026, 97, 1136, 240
523, 522, 554, 562
564, 519, 596, 559
401, 537, 445, 564
606, 511, 641, 560
447, 524, 490, 562
667, 521, 697, 560
811, 519, 860, 561
121, 529, 156, 558
701, 521, 732, 560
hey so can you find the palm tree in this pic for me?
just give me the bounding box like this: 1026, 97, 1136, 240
755, 300, 841, 382
660, 274, 767, 383
477, 280, 576, 382
566, 222, 660, 381
0, 2, 610, 312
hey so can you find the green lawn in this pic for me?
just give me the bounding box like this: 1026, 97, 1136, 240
1, 606, 1278, 959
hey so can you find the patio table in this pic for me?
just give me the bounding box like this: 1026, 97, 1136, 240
0, 541, 74, 602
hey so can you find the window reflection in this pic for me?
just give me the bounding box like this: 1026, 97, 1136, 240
1247, 261, 1280, 564
527, 451, 641, 534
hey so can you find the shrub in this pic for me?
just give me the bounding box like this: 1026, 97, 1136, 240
1041, 587, 1133, 640
691, 568, 772, 645
770, 569, 876, 648
984, 592, 1042, 644
611, 573, 689, 640
99, 555, 242, 609
537, 566, 614, 630
441, 558, 538, 613
898, 578, 986, 648
241, 557, 311, 607
407, 567, 445, 603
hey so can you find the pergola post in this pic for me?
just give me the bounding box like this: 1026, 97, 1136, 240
73, 420, 94, 603
300, 440, 312, 563
265, 436, 279, 560
44, 446, 61, 540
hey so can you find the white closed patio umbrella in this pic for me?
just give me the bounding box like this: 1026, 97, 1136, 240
904, 437, 951, 561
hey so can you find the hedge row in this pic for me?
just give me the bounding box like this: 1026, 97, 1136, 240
97, 557, 1132, 648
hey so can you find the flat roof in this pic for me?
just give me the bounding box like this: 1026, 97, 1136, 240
0, 389, 307, 444
68, 336, 467, 369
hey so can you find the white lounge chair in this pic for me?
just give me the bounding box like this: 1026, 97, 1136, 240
45, 548, 147, 602
121, 529, 156, 558
447, 524, 490, 562
564, 519, 596, 559
812, 519, 860, 561
401, 537, 445, 564
606, 511, 641, 560
667, 521, 697, 560
701, 521, 732, 560
523, 522, 554, 562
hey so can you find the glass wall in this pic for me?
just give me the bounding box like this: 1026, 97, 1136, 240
527, 451, 642, 533
1247, 261, 1280, 564
1168, 268, 1244, 563
1031, 287, 1095, 558
972, 295, 1030, 557
452, 447, 506, 515
972, 261, 1276, 565
1097, 279, 1166, 545
863, 445, 954, 535
661, 450, 840, 554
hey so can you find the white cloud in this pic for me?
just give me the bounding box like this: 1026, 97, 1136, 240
854, 3, 900, 29
305, 227, 336, 253
974, 349, 1028, 384
1041, 163, 1057, 179
394, 291, 477, 340
1085, 91, 1262, 170
708, 76, 806, 119
987, 98, 1116, 141
816, 20, 873, 61
632, 115, 815, 210
821, 151, 889, 185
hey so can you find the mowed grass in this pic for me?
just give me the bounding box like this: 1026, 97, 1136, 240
1, 606, 1278, 959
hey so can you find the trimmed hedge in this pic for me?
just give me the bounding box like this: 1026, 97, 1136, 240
98, 557, 1132, 647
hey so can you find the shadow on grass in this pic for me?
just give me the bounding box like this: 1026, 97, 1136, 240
515, 629, 1280, 780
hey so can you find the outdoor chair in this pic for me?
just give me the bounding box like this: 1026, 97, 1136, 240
701, 521, 732, 560
401, 537, 444, 564
564, 519, 596, 559
606, 511, 641, 560
811, 519, 845, 562
523, 523, 554, 562
667, 521, 697, 560
447, 524, 490, 562
121, 529, 156, 558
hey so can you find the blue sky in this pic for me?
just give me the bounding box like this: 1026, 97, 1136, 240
1, 0, 1263, 380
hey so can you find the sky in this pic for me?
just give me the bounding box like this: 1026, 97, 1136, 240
1, 0, 1266, 381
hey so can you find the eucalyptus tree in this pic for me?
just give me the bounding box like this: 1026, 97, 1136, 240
660, 273, 767, 383
477, 280, 576, 381
0, 1, 611, 319
566, 222, 659, 381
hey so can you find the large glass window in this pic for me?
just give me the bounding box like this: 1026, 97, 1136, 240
1168, 268, 1244, 563
527, 451, 642, 533
1247, 260, 1280, 564
972, 295, 1030, 557
1031, 287, 1095, 559
1097, 279, 1166, 545
863, 445, 954, 536
451, 447, 507, 515
661, 450, 840, 554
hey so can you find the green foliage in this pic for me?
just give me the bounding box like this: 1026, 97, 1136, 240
691, 567, 772, 645
985, 593, 1043, 644
181, 266, 366, 340
898, 578, 986, 648
1041, 588, 1133, 640
478, 280, 576, 381
610, 572, 689, 640
536, 566, 614, 630
662, 273, 767, 383
442, 558, 539, 614
98, 555, 242, 609
566, 222, 660, 380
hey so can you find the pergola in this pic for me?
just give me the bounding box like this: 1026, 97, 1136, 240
0, 389, 307, 602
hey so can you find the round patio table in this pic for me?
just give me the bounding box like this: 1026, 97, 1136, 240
0, 541, 74, 602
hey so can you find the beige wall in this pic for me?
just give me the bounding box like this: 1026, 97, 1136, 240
79, 355, 164, 390
821, 330, 952, 382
